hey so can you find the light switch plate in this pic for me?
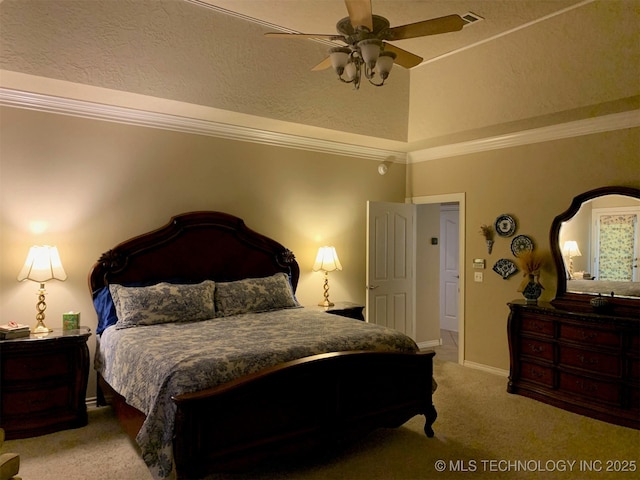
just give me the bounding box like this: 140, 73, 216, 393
474, 272, 483, 282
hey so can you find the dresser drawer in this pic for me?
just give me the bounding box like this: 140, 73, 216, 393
519, 338, 554, 361
520, 314, 554, 337
1, 351, 72, 382
558, 324, 620, 348
559, 345, 620, 377
2, 385, 72, 416
559, 372, 620, 405
520, 361, 554, 388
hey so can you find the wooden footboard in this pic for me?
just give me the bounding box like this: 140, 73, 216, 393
172, 350, 436, 479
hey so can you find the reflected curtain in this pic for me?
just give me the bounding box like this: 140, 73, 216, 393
598, 214, 636, 281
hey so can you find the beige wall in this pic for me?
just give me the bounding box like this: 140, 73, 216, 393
0, 106, 407, 398
408, 127, 640, 370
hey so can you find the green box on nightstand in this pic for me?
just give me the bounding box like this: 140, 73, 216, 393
62, 312, 80, 330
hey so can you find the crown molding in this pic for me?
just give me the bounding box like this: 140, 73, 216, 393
0, 87, 407, 162
1, 87, 637, 164
408, 110, 640, 163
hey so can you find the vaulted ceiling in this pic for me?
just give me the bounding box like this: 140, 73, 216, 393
1, 0, 638, 156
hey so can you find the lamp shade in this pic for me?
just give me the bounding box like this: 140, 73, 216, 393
312, 246, 342, 272
17, 245, 67, 283
562, 241, 582, 257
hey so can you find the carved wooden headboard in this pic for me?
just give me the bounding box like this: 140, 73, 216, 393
88, 211, 299, 296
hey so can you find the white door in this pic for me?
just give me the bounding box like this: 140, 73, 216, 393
439, 205, 459, 332
366, 201, 416, 337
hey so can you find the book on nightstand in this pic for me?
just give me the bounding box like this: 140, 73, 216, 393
0, 322, 31, 339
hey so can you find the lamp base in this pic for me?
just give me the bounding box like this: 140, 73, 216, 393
32, 323, 52, 334
318, 300, 335, 307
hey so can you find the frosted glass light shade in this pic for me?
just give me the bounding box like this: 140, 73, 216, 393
329, 47, 351, 74
357, 39, 382, 66
376, 51, 396, 79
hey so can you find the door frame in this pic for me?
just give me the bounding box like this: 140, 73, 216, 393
411, 193, 466, 364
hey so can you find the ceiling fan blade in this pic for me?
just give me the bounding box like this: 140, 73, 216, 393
265, 32, 343, 40
383, 43, 423, 69
386, 14, 464, 40
311, 56, 333, 71
345, 0, 373, 30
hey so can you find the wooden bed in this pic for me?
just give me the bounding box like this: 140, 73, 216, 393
89, 211, 436, 480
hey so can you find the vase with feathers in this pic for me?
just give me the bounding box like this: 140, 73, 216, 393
516, 250, 546, 304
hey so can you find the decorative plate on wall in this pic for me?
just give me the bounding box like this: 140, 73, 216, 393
495, 214, 516, 237
493, 258, 518, 279
511, 235, 534, 256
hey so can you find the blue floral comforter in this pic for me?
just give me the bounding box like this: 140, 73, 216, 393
95, 307, 419, 480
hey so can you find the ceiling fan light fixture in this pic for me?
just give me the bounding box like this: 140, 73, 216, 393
267, 1, 466, 91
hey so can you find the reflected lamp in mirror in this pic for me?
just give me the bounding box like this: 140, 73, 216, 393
312, 246, 342, 307
562, 240, 582, 280
17, 245, 67, 334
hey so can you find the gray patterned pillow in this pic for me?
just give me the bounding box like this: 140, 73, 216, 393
110, 280, 215, 329
215, 272, 299, 317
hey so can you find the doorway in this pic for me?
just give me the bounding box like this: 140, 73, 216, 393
413, 193, 465, 364
438, 203, 460, 363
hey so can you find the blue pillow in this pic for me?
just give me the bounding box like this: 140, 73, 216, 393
94, 286, 118, 334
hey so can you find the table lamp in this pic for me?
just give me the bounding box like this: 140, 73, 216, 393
312, 246, 342, 307
562, 240, 582, 280
17, 245, 67, 333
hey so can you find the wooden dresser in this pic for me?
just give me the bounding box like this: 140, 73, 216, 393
0, 328, 91, 439
507, 300, 639, 429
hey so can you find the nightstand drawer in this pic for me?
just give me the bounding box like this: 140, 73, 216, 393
559, 345, 620, 377
2, 351, 72, 382
2, 385, 71, 415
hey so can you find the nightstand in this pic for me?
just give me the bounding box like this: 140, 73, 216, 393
0, 328, 91, 439
317, 302, 365, 321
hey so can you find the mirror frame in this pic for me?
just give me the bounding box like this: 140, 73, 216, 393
550, 185, 640, 317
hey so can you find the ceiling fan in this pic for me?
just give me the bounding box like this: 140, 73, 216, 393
265, 0, 465, 89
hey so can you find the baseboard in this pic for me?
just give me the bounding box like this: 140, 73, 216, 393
417, 339, 441, 350
86, 397, 98, 408
462, 360, 509, 377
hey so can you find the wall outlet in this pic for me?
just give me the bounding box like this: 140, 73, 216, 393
474, 272, 483, 282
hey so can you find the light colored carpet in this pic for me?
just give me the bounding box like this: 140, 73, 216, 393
5, 358, 639, 480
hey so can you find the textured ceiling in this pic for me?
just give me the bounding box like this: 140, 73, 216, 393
193, 0, 588, 66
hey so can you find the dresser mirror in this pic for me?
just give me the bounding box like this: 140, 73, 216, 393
550, 186, 640, 316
